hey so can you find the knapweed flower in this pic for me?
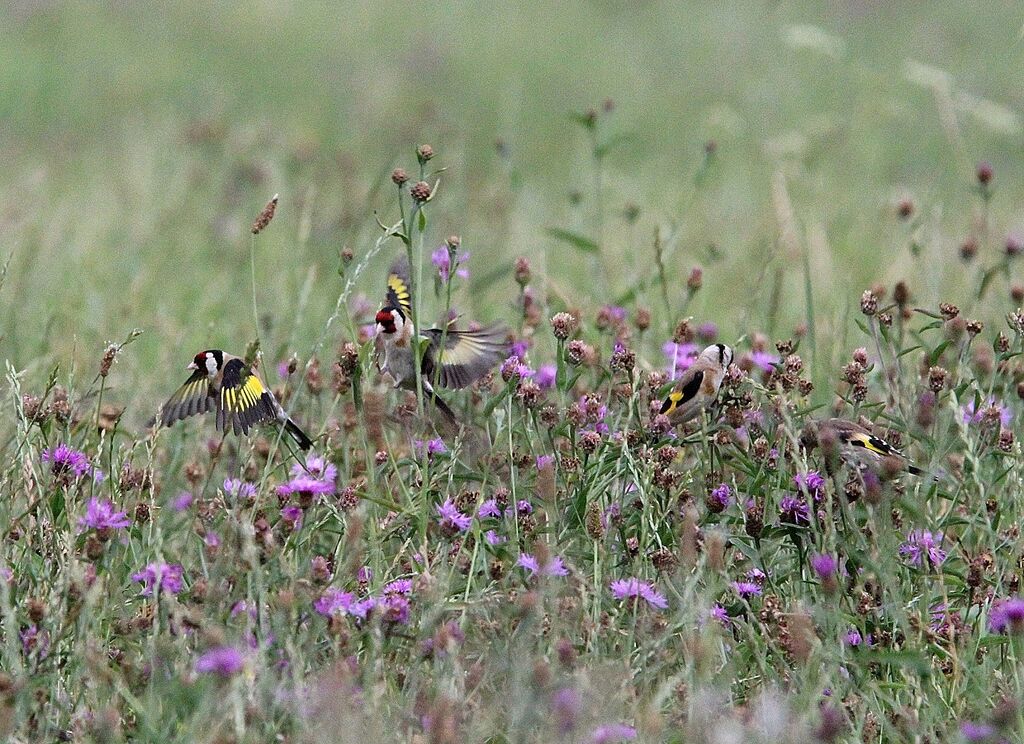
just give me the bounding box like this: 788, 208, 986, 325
478, 499, 501, 518
132, 562, 184, 596
779, 495, 810, 525
415, 438, 448, 458
78, 498, 131, 532
277, 474, 334, 501
436, 498, 472, 533
195, 646, 245, 678
899, 530, 947, 568
551, 687, 582, 735
591, 723, 638, 744
280, 504, 304, 529
662, 341, 699, 377
749, 350, 780, 374
610, 578, 668, 609
20, 625, 49, 659
379, 594, 410, 625
707, 483, 731, 512
535, 364, 557, 390
517, 553, 570, 578
41, 444, 95, 479
500, 355, 535, 382
708, 604, 730, 628
989, 597, 1024, 634
536, 454, 556, 470
171, 491, 194, 512
383, 579, 412, 595
793, 471, 825, 501
961, 398, 1013, 427
731, 581, 762, 599
223, 478, 257, 502
291, 454, 337, 484
484, 529, 506, 545
844, 628, 865, 647
314, 588, 354, 617
959, 721, 996, 743
810, 553, 837, 581
431, 245, 469, 282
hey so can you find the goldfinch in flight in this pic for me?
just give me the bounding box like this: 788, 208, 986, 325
160, 350, 313, 450
374, 260, 508, 423
802, 418, 924, 477
660, 343, 734, 424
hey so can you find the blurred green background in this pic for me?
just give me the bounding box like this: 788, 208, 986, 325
2, 1, 1023, 415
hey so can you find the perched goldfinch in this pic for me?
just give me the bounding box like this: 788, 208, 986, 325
160, 350, 313, 450
802, 418, 924, 477
374, 260, 508, 423
660, 343, 734, 424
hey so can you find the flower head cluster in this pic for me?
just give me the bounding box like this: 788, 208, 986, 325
78, 497, 131, 533
436, 498, 472, 533
278, 453, 336, 501
989, 597, 1024, 634
899, 530, 947, 568
609, 578, 668, 609
132, 562, 185, 596
415, 438, 448, 458
223, 478, 257, 502
314, 578, 414, 626
195, 646, 245, 677
662, 341, 699, 377
961, 398, 1012, 428
793, 471, 825, 501
42, 444, 99, 480
431, 245, 469, 283
517, 552, 569, 578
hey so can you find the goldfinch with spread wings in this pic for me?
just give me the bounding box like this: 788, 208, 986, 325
802, 417, 925, 477
660, 343, 734, 424
160, 350, 313, 450
374, 260, 508, 423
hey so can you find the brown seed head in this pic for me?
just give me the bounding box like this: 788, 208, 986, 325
960, 237, 979, 261
859, 290, 878, 316
251, 194, 279, 235
976, 160, 993, 185
391, 168, 409, 186
410, 181, 432, 203
416, 144, 434, 164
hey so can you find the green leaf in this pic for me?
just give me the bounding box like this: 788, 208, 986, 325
546, 227, 599, 253
929, 340, 951, 365
418, 210, 427, 231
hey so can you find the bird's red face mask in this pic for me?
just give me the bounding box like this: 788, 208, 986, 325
375, 308, 398, 335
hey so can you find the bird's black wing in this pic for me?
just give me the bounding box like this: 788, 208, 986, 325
160, 370, 216, 426
216, 359, 278, 436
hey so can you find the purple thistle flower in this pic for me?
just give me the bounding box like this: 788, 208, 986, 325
731, 581, 762, 599
899, 530, 947, 568
750, 350, 780, 374
708, 483, 731, 511
223, 478, 257, 501
551, 687, 582, 735
195, 646, 245, 677
793, 471, 825, 501
662, 341, 699, 377
431, 245, 469, 282
380, 594, 410, 624
746, 567, 767, 584
415, 438, 448, 458
779, 495, 810, 525
696, 322, 718, 341
535, 364, 557, 390
132, 562, 184, 596
517, 553, 569, 578
41, 444, 94, 478
79, 497, 131, 532
989, 597, 1024, 634
20, 625, 49, 659
349, 597, 377, 620
478, 499, 501, 519
171, 491, 193, 512
484, 529, 506, 545
510, 339, 530, 358
959, 721, 996, 743
276, 474, 334, 501
280, 505, 304, 529
591, 723, 638, 744
291, 454, 337, 484
436, 498, 472, 532
314, 588, 354, 617
357, 566, 373, 583
610, 578, 668, 609
844, 628, 864, 646
536, 454, 555, 470
501, 355, 535, 381
810, 553, 837, 581
383, 579, 413, 595
708, 604, 730, 627
961, 398, 1013, 427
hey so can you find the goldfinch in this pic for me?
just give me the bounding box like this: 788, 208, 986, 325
160, 350, 313, 450
374, 260, 508, 423
802, 418, 924, 477
660, 343, 734, 424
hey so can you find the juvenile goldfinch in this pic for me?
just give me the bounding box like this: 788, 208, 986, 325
374, 261, 508, 423
160, 350, 313, 450
660, 343, 734, 424
802, 418, 924, 478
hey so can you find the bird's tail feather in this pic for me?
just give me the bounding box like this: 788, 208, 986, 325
284, 418, 314, 450
428, 391, 459, 429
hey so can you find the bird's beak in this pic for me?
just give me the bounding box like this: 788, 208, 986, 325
187, 362, 198, 371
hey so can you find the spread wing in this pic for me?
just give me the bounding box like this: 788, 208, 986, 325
422, 324, 509, 389
661, 368, 704, 415
160, 370, 216, 426
216, 359, 279, 435
846, 431, 904, 458
385, 258, 412, 317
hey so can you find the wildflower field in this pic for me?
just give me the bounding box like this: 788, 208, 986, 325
4, 3, 1024, 742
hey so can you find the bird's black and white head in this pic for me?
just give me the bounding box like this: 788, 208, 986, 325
187, 349, 224, 378
375, 306, 406, 336
699, 343, 734, 369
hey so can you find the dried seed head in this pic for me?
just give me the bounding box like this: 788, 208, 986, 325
927, 366, 948, 393
550, 312, 579, 340
960, 237, 979, 261
859, 290, 878, 316
251, 194, 279, 235
391, 168, 409, 186
633, 307, 651, 332
965, 319, 984, 337
584, 501, 604, 540
976, 160, 993, 185
1007, 233, 1023, 258
939, 303, 959, 320
409, 181, 432, 203
996, 332, 1010, 354
416, 144, 434, 164
896, 198, 914, 220
672, 318, 694, 344
99, 344, 118, 377
686, 267, 703, 292
513, 256, 531, 286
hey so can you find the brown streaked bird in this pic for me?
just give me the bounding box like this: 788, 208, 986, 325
660, 343, 734, 424
801, 417, 925, 477
160, 350, 313, 450
374, 259, 508, 424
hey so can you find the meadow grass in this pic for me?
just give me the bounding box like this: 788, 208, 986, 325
3, 3, 1024, 743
